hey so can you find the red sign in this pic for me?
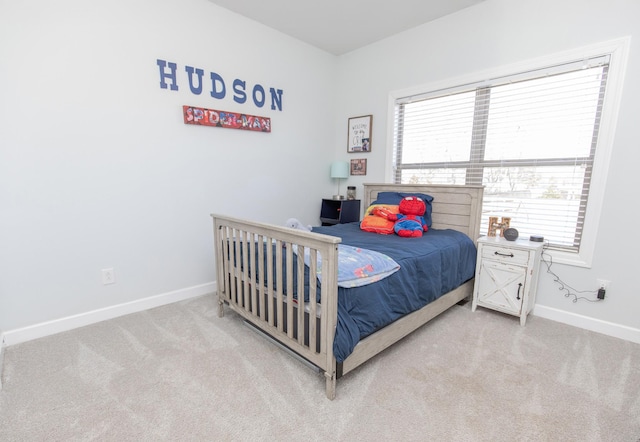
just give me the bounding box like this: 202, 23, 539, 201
183, 105, 271, 132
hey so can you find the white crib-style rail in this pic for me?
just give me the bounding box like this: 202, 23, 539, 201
212, 214, 342, 399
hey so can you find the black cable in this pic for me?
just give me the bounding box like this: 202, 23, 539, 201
541, 242, 602, 303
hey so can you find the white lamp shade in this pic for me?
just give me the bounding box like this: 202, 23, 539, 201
330, 161, 349, 179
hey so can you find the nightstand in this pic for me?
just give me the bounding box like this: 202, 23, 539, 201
471, 236, 544, 326
320, 199, 360, 226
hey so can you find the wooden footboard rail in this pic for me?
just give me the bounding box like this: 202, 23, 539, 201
211, 214, 342, 399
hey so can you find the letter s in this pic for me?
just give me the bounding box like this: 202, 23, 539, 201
233, 79, 247, 104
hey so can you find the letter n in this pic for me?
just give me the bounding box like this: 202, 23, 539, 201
270, 88, 283, 111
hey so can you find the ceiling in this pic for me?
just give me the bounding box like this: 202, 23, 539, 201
207, 0, 485, 55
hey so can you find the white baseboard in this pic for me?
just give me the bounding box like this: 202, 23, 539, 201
4, 284, 637, 352
2, 282, 216, 347
533, 305, 640, 344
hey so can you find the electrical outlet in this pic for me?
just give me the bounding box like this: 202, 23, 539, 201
596, 279, 610, 290
102, 268, 115, 285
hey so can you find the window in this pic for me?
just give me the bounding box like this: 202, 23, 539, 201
391, 39, 629, 267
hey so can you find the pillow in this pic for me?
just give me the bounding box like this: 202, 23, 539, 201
360, 204, 399, 234
363, 203, 399, 217
369, 192, 434, 227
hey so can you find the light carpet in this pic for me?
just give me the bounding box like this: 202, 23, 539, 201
1, 294, 639, 441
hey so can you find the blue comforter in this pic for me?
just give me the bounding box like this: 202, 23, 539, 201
312, 222, 477, 362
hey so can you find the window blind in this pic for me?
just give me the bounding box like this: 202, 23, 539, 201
393, 56, 610, 252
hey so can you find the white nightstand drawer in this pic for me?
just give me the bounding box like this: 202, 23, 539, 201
481, 245, 530, 266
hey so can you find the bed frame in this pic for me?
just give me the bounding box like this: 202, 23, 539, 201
211, 183, 483, 399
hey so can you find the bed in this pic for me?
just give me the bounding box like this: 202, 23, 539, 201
211, 183, 483, 399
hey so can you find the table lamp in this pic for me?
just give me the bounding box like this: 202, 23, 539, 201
330, 161, 349, 200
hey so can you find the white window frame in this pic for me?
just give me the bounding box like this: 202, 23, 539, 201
385, 37, 630, 268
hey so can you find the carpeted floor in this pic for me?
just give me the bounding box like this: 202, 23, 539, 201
1, 294, 639, 441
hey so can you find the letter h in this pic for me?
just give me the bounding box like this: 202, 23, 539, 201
156, 59, 179, 91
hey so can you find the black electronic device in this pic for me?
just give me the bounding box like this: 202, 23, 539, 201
504, 228, 519, 241
530, 235, 544, 242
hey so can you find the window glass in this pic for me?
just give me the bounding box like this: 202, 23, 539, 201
393, 61, 608, 253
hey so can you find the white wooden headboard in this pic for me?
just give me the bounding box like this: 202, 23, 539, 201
362, 183, 484, 240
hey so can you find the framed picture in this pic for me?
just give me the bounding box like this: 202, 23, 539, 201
347, 115, 372, 153
350, 158, 367, 176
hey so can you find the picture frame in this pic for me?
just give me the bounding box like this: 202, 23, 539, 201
347, 115, 372, 153
350, 158, 367, 176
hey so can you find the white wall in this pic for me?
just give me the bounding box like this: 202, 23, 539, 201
2, 0, 639, 344
335, 0, 640, 338
0, 0, 338, 336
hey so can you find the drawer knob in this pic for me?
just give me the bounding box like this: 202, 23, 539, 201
494, 251, 514, 258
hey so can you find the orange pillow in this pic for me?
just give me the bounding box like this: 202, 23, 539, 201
360, 204, 400, 234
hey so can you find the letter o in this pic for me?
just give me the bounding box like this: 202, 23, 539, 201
252, 84, 265, 107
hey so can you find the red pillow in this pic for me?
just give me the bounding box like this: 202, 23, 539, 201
360, 204, 400, 234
